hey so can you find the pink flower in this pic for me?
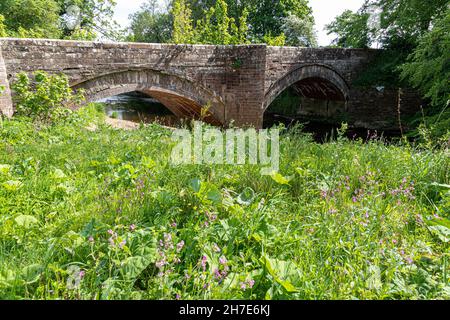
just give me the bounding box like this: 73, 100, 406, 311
200, 255, 207, 271
176, 240, 185, 252
79, 270, 85, 279
129, 224, 136, 231
248, 279, 255, 288
219, 256, 227, 266
88, 236, 94, 242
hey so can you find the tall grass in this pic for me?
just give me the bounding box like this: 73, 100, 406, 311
0, 105, 449, 299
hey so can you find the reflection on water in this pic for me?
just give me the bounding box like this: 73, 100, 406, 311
98, 92, 180, 126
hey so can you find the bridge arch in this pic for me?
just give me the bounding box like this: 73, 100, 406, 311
72, 69, 225, 125
263, 64, 350, 111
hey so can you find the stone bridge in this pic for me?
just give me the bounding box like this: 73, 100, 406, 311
0, 38, 420, 129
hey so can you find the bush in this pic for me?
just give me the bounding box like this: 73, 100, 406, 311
11, 71, 85, 123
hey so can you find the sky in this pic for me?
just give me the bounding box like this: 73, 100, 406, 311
113, 0, 365, 46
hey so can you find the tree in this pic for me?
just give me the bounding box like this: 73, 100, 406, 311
0, 0, 121, 40
326, 10, 372, 48
0, 0, 62, 38
246, 0, 314, 41
194, 0, 248, 45
128, 0, 172, 43
282, 13, 317, 47
0, 15, 7, 37
58, 0, 122, 40
400, 8, 450, 108
172, 0, 195, 44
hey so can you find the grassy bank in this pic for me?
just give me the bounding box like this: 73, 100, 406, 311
0, 106, 449, 299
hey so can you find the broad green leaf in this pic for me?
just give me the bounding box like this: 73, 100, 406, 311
237, 187, 255, 205
15, 215, 38, 229
207, 187, 222, 205
270, 173, 291, 185
428, 225, 450, 243
121, 255, 154, 280
260, 255, 298, 293
190, 178, 201, 193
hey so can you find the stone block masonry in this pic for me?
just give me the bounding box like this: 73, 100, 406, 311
0, 38, 421, 130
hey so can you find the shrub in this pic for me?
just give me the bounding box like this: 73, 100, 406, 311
11, 71, 85, 123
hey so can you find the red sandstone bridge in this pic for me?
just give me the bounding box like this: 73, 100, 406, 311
0, 38, 420, 129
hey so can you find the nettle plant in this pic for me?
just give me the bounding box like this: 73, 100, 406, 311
12, 71, 85, 123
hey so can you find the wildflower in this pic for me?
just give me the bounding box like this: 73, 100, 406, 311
392, 239, 398, 245
118, 239, 126, 249
329, 208, 338, 214
352, 196, 357, 203
219, 256, 227, 266
176, 294, 181, 300
240, 282, 247, 290
88, 236, 94, 243
79, 270, 85, 279
176, 240, 185, 252
129, 224, 136, 231
170, 222, 177, 228
405, 257, 413, 264
107, 229, 114, 235
155, 259, 166, 269
201, 255, 207, 271
248, 279, 255, 289
212, 243, 221, 253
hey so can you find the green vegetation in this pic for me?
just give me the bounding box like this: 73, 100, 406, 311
129, 0, 316, 46
0, 0, 119, 40
1, 104, 449, 299
326, 0, 450, 140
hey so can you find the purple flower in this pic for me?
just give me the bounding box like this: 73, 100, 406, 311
118, 239, 126, 249
248, 279, 255, 289
352, 196, 357, 203
156, 259, 166, 269
107, 229, 114, 235
129, 224, 136, 231
88, 236, 94, 243
171, 222, 177, 228
79, 270, 85, 279
240, 282, 247, 290
176, 240, 185, 252
392, 239, 398, 245
176, 294, 181, 300
201, 255, 207, 271
219, 256, 227, 266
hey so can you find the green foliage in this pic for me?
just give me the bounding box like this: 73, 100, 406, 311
326, 10, 372, 48
171, 0, 195, 44
0, 0, 121, 40
263, 33, 286, 46
400, 9, 450, 108
127, 0, 172, 43
194, 0, 249, 45
247, 0, 314, 42
0, 0, 62, 38
282, 13, 317, 47
11, 71, 85, 123
0, 110, 449, 299
0, 14, 7, 37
